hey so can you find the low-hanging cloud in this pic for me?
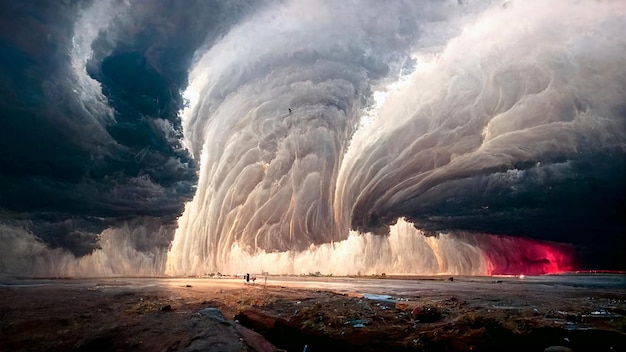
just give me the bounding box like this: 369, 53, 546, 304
170, 0, 489, 267
170, 0, 625, 273
0, 0, 261, 256
0, 0, 624, 276
338, 0, 626, 243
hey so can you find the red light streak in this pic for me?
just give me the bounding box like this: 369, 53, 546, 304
479, 235, 574, 275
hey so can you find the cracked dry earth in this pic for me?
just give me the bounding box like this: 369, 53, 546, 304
1, 277, 625, 352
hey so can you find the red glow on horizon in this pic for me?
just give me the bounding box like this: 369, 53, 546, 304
480, 235, 575, 276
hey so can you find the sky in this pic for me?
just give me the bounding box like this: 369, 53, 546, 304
0, 0, 624, 276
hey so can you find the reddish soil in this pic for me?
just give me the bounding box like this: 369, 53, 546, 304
1, 278, 625, 351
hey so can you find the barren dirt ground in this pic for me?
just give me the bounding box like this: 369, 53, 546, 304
1, 275, 625, 351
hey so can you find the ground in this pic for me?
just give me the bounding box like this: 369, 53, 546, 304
0, 275, 624, 351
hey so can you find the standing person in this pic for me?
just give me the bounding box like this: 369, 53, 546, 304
245, 273, 250, 283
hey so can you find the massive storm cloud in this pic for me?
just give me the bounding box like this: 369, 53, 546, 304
0, 0, 624, 277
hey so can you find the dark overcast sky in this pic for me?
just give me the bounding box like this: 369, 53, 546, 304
0, 0, 258, 255
0, 0, 624, 269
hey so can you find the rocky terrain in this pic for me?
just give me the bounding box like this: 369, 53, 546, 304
1, 276, 625, 351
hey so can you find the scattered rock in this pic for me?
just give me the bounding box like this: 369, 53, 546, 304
184, 309, 245, 352
161, 305, 172, 312
237, 325, 286, 352
344, 293, 363, 299
544, 346, 573, 352
346, 318, 371, 328
395, 301, 408, 310
448, 277, 454, 282
4, 278, 626, 352
412, 305, 441, 323
565, 313, 582, 323
235, 309, 288, 335
198, 307, 228, 323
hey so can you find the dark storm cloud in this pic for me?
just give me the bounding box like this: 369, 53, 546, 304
0, 0, 261, 255
1, 0, 624, 274
169, 0, 477, 265
336, 1, 626, 267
